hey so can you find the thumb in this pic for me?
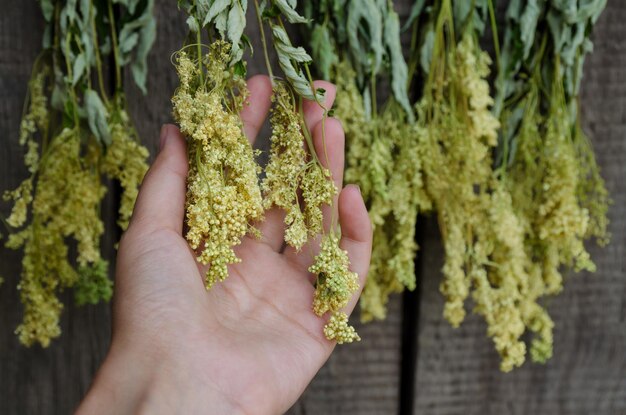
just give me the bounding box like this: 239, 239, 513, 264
129, 124, 188, 234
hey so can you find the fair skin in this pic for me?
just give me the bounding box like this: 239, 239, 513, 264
76, 76, 373, 415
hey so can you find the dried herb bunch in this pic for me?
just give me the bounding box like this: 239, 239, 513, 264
302, 0, 609, 371
173, 0, 360, 343
3, 0, 154, 347
492, 0, 610, 365
304, 0, 424, 322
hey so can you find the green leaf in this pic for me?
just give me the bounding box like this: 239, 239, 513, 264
39, 0, 54, 21
71, 54, 86, 86
270, 24, 318, 101
215, 8, 228, 37
271, 25, 311, 62
186, 15, 199, 32
419, 26, 434, 74
227, 1, 246, 46
402, 0, 426, 32
227, 1, 247, 63
119, 32, 140, 55
274, 0, 308, 24
519, 0, 546, 59
131, 16, 156, 94
262, 4, 281, 19
84, 89, 111, 146
384, 9, 413, 122
204, 0, 231, 26
310, 24, 338, 80
347, 0, 384, 77
193, 0, 211, 27
234, 60, 247, 77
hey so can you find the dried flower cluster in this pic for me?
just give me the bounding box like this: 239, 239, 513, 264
262, 82, 336, 249
3, 0, 153, 347
304, 0, 609, 370
306, 0, 421, 322
173, 44, 264, 288
309, 234, 360, 343
174, 0, 361, 342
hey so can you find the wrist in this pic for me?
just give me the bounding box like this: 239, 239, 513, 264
76, 338, 245, 415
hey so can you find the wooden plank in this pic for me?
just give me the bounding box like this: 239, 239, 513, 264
0, 1, 114, 414
412, 2, 626, 414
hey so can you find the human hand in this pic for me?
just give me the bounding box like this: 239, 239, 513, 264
76, 76, 372, 415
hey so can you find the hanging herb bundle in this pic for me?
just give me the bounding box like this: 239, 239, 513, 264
301, 0, 609, 371
412, 0, 539, 372
3, 0, 154, 347
491, 0, 610, 365
304, 0, 427, 322
173, 0, 360, 343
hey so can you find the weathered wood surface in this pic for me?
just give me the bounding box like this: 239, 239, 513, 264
412, 2, 626, 414
0, 0, 624, 414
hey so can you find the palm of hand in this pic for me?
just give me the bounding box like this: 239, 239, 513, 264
108, 77, 371, 415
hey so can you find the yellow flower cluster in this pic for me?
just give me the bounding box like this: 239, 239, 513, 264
309, 234, 360, 343
263, 83, 309, 247
498, 69, 608, 366
4, 70, 48, 228
300, 163, 336, 239
415, 31, 557, 370
172, 43, 263, 288
262, 82, 336, 250
260, 79, 352, 342
339, 62, 373, 195
18, 70, 47, 171
421, 32, 500, 328
6, 128, 108, 346
323, 312, 360, 344
308, 0, 609, 368
102, 106, 150, 229
537, 104, 593, 274
335, 60, 429, 322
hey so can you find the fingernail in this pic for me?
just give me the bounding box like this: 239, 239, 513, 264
159, 125, 170, 151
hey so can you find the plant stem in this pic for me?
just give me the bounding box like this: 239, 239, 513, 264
407, 18, 419, 90
254, 0, 274, 83
90, 1, 108, 103
196, 21, 204, 84
487, 0, 501, 74
107, 0, 122, 91
64, 34, 79, 127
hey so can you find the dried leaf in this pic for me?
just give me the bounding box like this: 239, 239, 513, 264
84, 89, 111, 146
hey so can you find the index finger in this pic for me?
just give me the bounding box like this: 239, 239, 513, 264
240, 75, 273, 144
302, 80, 336, 132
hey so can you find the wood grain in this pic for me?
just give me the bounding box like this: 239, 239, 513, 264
412, 2, 626, 414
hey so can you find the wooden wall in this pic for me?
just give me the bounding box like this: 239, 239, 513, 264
0, 1, 623, 414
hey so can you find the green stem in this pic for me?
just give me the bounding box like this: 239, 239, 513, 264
406, 18, 420, 90
487, 0, 501, 73
298, 98, 320, 164
254, 0, 275, 82
304, 63, 324, 110
107, 0, 122, 91
303, 57, 336, 230
196, 23, 204, 84
64, 34, 80, 127
90, 1, 108, 103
